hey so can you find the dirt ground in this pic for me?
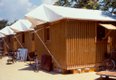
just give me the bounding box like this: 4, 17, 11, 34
0, 57, 115, 80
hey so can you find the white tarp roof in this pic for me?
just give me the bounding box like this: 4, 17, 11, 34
45, 5, 116, 21
10, 19, 33, 32
25, 4, 63, 22
25, 17, 46, 28
0, 26, 16, 35
0, 33, 5, 38
26, 4, 116, 22
100, 24, 116, 30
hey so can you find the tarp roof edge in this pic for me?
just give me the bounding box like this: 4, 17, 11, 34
99, 24, 116, 30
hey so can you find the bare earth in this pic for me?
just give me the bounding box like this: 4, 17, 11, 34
0, 57, 101, 80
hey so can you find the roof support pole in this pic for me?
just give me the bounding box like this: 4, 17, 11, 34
14, 35, 23, 48
34, 30, 61, 69
3, 38, 9, 49
103, 30, 112, 40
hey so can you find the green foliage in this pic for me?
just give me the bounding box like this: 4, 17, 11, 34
55, 0, 116, 13
8, 20, 17, 26
55, 0, 69, 6
0, 20, 8, 29
55, 0, 100, 10
0, 20, 17, 30
81, 0, 100, 9
101, 0, 116, 13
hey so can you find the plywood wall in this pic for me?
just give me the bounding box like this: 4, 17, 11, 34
3, 37, 9, 54
13, 37, 18, 51
13, 31, 35, 53
15, 33, 23, 49
35, 22, 67, 69
24, 31, 35, 53
66, 20, 96, 69
109, 30, 116, 50
66, 20, 107, 69
5, 36, 14, 51
2, 35, 15, 54
50, 21, 66, 69
96, 42, 107, 63
35, 26, 48, 58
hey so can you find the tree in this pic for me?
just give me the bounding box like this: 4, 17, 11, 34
8, 20, 17, 26
55, 0, 100, 10
0, 20, 8, 29
100, 0, 116, 13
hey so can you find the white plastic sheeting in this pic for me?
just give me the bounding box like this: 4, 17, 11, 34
45, 5, 116, 21
17, 48, 28, 61
25, 4, 63, 23
25, 17, 46, 28
26, 4, 116, 22
100, 24, 116, 30
0, 26, 16, 35
10, 19, 33, 32
0, 33, 5, 38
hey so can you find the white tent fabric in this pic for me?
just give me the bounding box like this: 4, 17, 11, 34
0, 33, 5, 38
25, 17, 46, 28
25, 4, 63, 22
100, 24, 116, 30
26, 5, 49, 22
26, 4, 116, 22
0, 26, 16, 35
10, 19, 33, 33
45, 5, 116, 21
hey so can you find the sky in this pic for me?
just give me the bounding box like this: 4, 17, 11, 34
0, 0, 58, 22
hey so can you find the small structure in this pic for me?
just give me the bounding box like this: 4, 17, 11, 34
0, 26, 16, 55
10, 19, 35, 53
0, 36, 4, 57
26, 4, 116, 72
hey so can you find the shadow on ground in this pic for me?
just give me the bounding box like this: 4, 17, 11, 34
18, 63, 61, 75
6, 63, 13, 65
18, 63, 35, 71
95, 77, 116, 80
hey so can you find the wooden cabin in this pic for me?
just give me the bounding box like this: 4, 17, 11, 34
9, 19, 35, 55
15, 31, 35, 53
2, 35, 16, 55
2, 31, 35, 56
0, 26, 16, 55
34, 19, 116, 71
26, 4, 116, 72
